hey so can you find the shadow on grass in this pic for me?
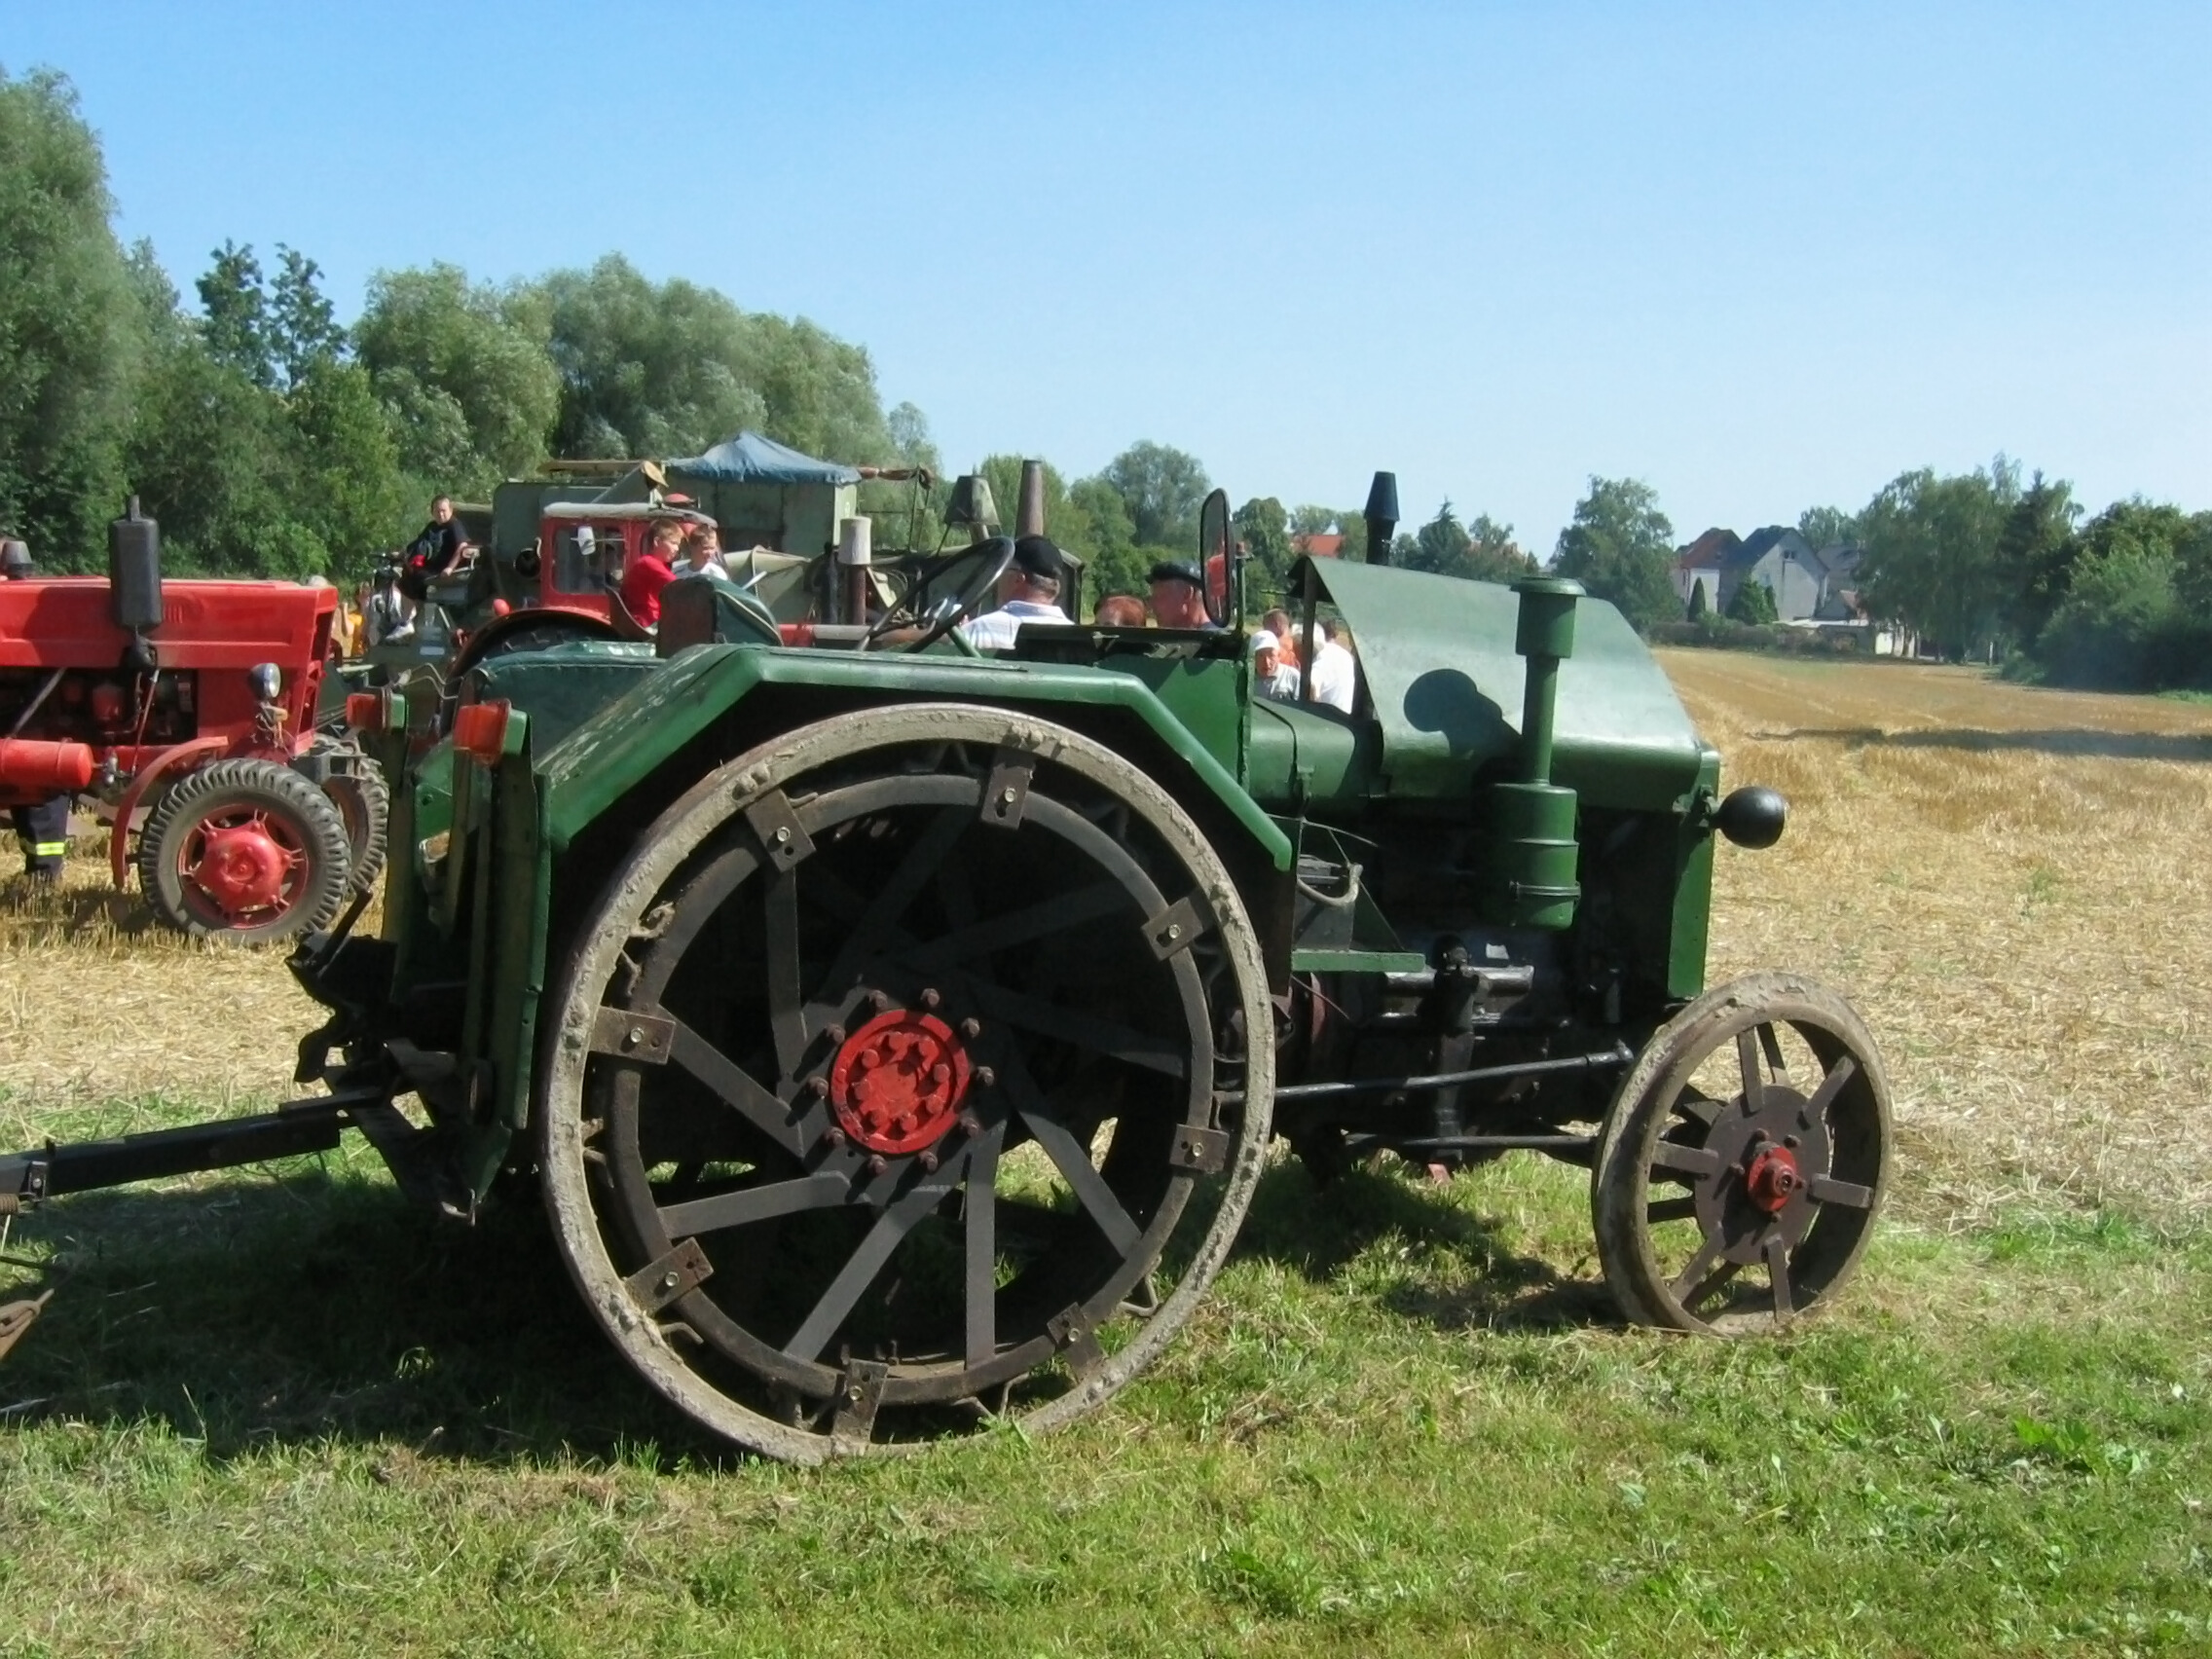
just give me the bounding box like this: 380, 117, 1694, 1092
0, 1171, 740, 1470
1764, 725, 2212, 762
1234, 1158, 1622, 1334
0, 877, 159, 939
0, 1153, 1624, 1467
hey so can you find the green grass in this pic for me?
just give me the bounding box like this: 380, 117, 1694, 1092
2, 1138, 2207, 1657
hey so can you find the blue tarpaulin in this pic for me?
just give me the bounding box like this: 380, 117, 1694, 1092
667, 431, 861, 486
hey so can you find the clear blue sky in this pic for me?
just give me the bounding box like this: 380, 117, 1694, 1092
5, 1, 2205, 549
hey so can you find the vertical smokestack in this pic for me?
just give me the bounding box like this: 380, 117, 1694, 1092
1015, 461, 1047, 538
1362, 471, 1399, 566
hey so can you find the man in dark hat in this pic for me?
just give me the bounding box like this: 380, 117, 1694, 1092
962, 535, 1068, 651
1148, 560, 1214, 630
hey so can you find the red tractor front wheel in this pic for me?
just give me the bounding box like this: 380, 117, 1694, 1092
136, 758, 352, 943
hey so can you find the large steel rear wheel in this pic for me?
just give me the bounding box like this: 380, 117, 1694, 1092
1592, 973, 1892, 1335
539, 705, 1274, 1461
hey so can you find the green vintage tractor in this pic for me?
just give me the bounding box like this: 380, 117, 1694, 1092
0, 479, 1892, 1460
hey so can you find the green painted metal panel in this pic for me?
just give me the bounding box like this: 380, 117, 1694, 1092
1244, 698, 1381, 811
1297, 558, 1709, 811
535, 645, 1293, 870
1086, 652, 1245, 778
1668, 756, 1723, 999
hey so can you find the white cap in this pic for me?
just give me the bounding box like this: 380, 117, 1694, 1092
1249, 628, 1279, 654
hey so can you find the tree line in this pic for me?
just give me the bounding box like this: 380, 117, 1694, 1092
7, 69, 2201, 692
1537, 457, 2212, 693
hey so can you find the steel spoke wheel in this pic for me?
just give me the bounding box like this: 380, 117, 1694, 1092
540, 704, 1273, 1460
1593, 973, 1891, 1335
136, 757, 352, 943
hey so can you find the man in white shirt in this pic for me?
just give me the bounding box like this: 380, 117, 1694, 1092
961, 535, 1068, 651
1308, 617, 1358, 713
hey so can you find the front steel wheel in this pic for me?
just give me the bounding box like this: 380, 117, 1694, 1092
539, 705, 1274, 1460
1592, 973, 1893, 1335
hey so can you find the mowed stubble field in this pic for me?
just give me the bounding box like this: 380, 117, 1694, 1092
0, 650, 2206, 1657
9, 649, 2206, 1222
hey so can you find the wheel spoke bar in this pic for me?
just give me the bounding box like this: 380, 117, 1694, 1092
1808, 1172, 1874, 1208
1222, 1043, 1634, 1105
900, 881, 1131, 970
658, 1171, 851, 1235
1651, 1140, 1722, 1177
998, 1056, 1146, 1255
667, 1020, 817, 1160
961, 977, 1188, 1077
965, 1121, 1008, 1369
782, 1147, 975, 1362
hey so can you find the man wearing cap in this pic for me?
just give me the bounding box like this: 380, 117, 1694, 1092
1250, 629, 1301, 701
1148, 561, 1215, 630
961, 535, 1068, 651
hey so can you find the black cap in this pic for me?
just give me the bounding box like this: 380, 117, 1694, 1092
0, 538, 30, 574
1014, 535, 1063, 583
1148, 560, 1202, 587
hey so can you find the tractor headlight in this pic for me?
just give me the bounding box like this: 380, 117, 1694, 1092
248, 662, 281, 703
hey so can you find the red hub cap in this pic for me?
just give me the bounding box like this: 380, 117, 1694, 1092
830, 1008, 973, 1155
185, 814, 300, 918
1745, 1143, 1802, 1214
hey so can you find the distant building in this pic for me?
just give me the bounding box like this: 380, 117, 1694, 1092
1675, 526, 1857, 622
1292, 532, 1346, 560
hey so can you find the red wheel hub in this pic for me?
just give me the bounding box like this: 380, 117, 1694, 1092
830, 1008, 973, 1155
186, 817, 297, 916
1745, 1143, 1802, 1214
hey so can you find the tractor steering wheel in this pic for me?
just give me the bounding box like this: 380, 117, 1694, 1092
860, 535, 1018, 652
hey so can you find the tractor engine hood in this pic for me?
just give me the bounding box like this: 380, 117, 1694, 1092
1289, 557, 1714, 812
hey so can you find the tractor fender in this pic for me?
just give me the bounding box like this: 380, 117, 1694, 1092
539, 647, 1293, 876
106, 735, 227, 891
448, 607, 619, 681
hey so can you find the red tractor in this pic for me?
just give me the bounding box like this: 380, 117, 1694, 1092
0, 501, 387, 942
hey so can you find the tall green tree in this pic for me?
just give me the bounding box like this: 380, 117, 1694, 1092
536, 255, 765, 459
1234, 496, 1293, 592
1400, 500, 1472, 575
2034, 500, 2197, 688
0, 68, 141, 565
196, 240, 273, 387
1552, 476, 1677, 631
534, 255, 903, 467
1797, 503, 1861, 551
355, 263, 560, 495
1068, 476, 1141, 601
1856, 458, 2022, 658
1464, 513, 1535, 582
1993, 471, 2081, 646
269, 245, 345, 392
1098, 441, 1209, 548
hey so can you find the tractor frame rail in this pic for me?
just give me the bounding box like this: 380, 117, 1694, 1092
0, 1085, 395, 1367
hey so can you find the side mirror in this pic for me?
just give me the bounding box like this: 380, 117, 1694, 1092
1714, 786, 1787, 849
1198, 488, 1233, 627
